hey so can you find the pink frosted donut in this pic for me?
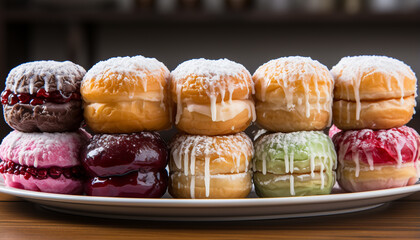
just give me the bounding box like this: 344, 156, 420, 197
332, 126, 420, 192
0, 130, 88, 194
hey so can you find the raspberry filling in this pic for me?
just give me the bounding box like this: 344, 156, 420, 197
1, 88, 81, 106
0, 160, 84, 180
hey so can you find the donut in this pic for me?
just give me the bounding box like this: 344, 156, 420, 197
253, 131, 337, 197
1, 61, 85, 132
0, 130, 88, 194
170, 58, 255, 135
169, 132, 253, 198
253, 56, 334, 132
332, 126, 420, 192
82, 132, 168, 197
331, 55, 417, 130
81, 56, 171, 133
85, 170, 168, 198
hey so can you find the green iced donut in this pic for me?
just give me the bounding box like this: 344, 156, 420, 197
253, 131, 337, 197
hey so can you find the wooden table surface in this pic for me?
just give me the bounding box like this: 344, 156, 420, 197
1, 193, 420, 240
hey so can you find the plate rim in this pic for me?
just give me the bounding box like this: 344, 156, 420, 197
1, 183, 419, 208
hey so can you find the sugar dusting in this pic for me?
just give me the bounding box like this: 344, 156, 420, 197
6, 60, 85, 94
171, 58, 254, 124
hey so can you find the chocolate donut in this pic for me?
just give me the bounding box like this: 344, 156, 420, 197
1, 61, 85, 132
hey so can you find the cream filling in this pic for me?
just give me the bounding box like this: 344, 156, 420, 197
184, 100, 256, 122
84, 91, 164, 103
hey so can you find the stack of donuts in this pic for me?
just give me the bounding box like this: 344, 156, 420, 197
80, 56, 169, 197
168, 59, 255, 198
330, 56, 420, 192
252, 57, 337, 197
0, 61, 88, 194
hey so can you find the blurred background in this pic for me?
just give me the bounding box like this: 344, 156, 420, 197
0, 0, 420, 140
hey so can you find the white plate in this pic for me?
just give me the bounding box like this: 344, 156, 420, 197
1, 182, 420, 221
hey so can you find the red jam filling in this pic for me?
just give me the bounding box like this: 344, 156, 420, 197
1, 88, 81, 106
0, 160, 84, 180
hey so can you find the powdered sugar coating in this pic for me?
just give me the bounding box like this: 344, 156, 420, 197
332, 126, 420, 168
171, 58, 253, 99
5, 61, 85, 94
331, 55, 415, 85
0, 130, 87, 168
254, 56, 332, 85
83, 55, 169, 83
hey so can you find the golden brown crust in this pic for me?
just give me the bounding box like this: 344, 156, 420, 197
338, 163, 418, 192
333, 96, 415, 130
169, 172, 252, 199
83, 100, 171, 133
256, 101, 331, 132
175, 103, 253, 135
253, 57, 333, 132
332, 56, 417, 101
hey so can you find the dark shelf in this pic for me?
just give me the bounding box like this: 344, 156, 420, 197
2, 9, 420, 25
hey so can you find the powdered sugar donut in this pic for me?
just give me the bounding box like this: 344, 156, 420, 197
170, 58, 255, 135
332, 55, 417, 130
0, 130, 88, 194
253, 56, 334, 132
333, 126, 420, 192
81, 55, 171, 133
169, 132, 253, 198
1, 61, 85, 132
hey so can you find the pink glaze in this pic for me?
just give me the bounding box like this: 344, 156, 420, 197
0, 130, 88, 168
2, 173, 83, 194
333, 126, 420, 165
328, 125, 341, 139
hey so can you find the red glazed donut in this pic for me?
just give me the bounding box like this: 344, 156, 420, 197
333, 126, 420, 192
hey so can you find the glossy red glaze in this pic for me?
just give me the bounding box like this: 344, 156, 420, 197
81, 132, 168, 177
0, 160, 84, 180
0, 88, 81, 106
332, 126, 420, 165
85, 169, 168, 198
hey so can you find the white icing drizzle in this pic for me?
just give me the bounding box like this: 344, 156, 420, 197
83, 55, 169, 108
190, 176, 195, 199
6, 60, 85, 94
290, 175, 295, 195
253, 56, 333, 119
169, 132, 253, 198
331, 55, 416, 121
333, 126, 420, 177
171, 58, 254, 125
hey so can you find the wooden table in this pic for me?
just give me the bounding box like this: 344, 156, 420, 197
1, 193, 420, 240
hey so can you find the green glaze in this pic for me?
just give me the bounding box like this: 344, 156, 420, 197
253, 131, 337, 197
